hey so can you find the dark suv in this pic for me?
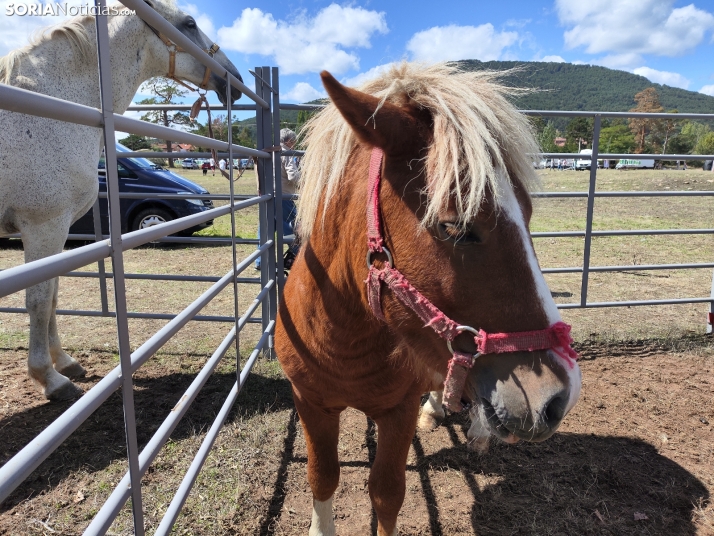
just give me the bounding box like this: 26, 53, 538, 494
69, 144, 214, 237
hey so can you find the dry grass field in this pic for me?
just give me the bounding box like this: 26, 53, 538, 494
0, 167, 712, 535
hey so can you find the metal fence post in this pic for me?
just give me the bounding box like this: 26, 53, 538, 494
91, 198, 109, 314
94, 1, 144, 533
226, 73, 241, 365
580, 114, 601, 307
255, 67, 277, 358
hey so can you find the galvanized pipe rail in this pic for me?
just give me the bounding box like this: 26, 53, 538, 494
0, 0, 284, 530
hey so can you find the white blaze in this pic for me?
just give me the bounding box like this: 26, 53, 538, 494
498, 174, 582, 413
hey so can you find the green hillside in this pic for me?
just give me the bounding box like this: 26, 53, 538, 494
458, 60, 714, 114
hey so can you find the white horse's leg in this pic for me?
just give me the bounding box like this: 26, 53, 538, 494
466, 405, 491, 454
309, 495, 336, 536
23, 222, 83, 400
48, 279, 86, 377
418, 390, 445, 431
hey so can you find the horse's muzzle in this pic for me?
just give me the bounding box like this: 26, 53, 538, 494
468, 349, 575, 442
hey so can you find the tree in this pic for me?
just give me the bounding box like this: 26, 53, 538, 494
119, 133, 151, 151
138, 77, 191, 167
628, 87, 663, 154
599, 123, 635, 154
565, 117, 593, 151
537, 121, 560, 153
678, 121, 711, 154
649, 110, 679, 155
694, 131, 714, 156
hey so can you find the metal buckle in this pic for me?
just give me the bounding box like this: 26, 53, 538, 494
208, 43, 220, 56
366, 246, 393, 270
447, 325, 480, 356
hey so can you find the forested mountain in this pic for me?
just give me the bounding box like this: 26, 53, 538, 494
457, 60, 714, 114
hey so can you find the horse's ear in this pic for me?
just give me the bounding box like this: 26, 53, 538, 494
320, 71, 428, 156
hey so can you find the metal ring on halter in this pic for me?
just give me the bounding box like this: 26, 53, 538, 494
366, 246, 393, 270
447, 325, 481, 355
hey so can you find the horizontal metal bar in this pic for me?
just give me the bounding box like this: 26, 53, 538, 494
154, 320, 275, 536
117, 0, 268, 108
73, 192, 257, 201
61, 272, 260, 284
0, 84, 102, 127
248, 69, 277, 94
126, 104, 256, 112
117, 151, 264, 159
557, 297, 712, 309
532, 229, 714, 238
542, 262, 714, 274
524, 110, 714, 120
84, 325, 239, 535
65, 234, 261, 245
538, 152, 714, 160
0, 197, 269, 298
0, 308, 262, 323
0, 86, 268, 157
533, 191, 714, 198
113, 116, 268, 157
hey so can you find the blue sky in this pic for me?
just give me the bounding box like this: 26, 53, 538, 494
2, 0, 714, 113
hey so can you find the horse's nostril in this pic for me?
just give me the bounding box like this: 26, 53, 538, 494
543, 393, 568, 426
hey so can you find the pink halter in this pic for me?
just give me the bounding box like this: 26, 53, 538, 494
364, 147, 578, 412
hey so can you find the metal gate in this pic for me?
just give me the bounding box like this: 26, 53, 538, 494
0, 0, 284, 533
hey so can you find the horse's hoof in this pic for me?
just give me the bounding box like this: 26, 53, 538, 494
46, 381, 83, 401
418, 411, 443, 431
56, 362, 86, 378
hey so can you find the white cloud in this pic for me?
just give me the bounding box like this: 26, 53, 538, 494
216, 4, 387, 75
633, 66, 690, 89
0, 0, 86, 56
343, 63, 396, 87
282, 82, 326, 103
406, 23, 518, 62
178, 3, 216, 41
556, 0, 714, 57
541, 55, 565, 63
699, 84, 714, 96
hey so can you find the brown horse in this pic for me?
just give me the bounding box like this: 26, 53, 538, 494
275, 63, 582, 536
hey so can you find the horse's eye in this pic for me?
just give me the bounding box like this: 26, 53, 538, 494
186, 18, 196, 28
438, 222, 481, 245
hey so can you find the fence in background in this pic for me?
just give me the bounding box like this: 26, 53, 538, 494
0, 12, 713, 534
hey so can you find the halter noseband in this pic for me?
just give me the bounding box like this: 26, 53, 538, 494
146, 23, 219, 93
364, 147, 578, 412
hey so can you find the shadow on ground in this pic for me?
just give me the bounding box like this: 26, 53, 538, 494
0, 369, 293, 513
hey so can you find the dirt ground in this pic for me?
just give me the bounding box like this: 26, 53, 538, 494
0, 336, 712, 535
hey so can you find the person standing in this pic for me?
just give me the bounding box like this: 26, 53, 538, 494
219, 158, 226, 173
209, 156, 215, 176
256, 128, 301, 271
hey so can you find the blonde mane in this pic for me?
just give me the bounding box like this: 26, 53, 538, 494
297, 62, 541, 239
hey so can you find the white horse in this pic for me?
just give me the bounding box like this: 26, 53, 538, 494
0, 0, 242, 400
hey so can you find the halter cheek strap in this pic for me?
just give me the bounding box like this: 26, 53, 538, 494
364, 147, 578, 412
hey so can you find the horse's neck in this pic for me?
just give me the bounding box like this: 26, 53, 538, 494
19, 16, 161, 113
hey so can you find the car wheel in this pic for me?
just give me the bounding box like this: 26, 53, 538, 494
131, 207, 174, 232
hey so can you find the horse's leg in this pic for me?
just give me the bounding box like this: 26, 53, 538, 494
370, 395, 421, 536
23, 222, 83, 400
466, 404, 491, 454
418, 390, 445, 431
293, 391, 342, 536
48, 279, 86, 377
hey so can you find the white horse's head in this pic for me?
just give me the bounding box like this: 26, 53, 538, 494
141, 0, 243, 104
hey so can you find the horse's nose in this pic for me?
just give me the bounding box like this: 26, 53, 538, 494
470, 351, 573, 442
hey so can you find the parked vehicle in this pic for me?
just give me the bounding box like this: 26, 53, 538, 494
69, 144, 214, 237
615, 159, 655, 169
181, 158, 199, 169
575, 149, 592, 171
240, 158, 254, 169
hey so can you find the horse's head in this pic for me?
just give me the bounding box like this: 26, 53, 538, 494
308, 64, 581, 445
143, 0, 242, 104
